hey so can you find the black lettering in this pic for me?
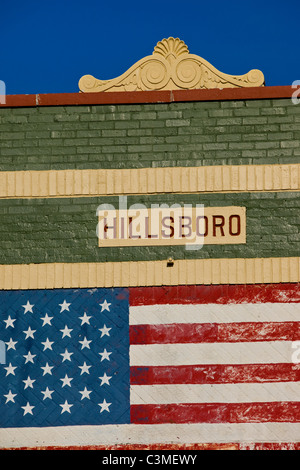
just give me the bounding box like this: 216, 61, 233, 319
229, 214, 241, 236
196, 215, 208, 237
145, 216, 158, 239
212, 215, 225, 237
103, 217, 117, 239
128, 216, 141, 239
161, 216, 174, 238
179, 216, 192, 238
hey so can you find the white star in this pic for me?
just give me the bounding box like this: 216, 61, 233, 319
78, 336, 92, 350
4, 390, 17, 404
60, 325, 73, 338
60, 349, 73, 362
41, 338, 54, 351
60, 400, 73, 414
5, 338, 17, 350
99, 372, 112, 386
79, 387, 92, 400
21, 402, 35, 416
99, 348, 112, 362
22, 301, 34, 314
23, 376, 36, 389
23, 326, 36, 339
59, 300, 71, 313
100, 299, 111, 312
79, 312, 92, 325
23, 351, 36, 364
41, 313, 53, 326
41, 387, 54, 400
4, 363, 17, 376
98, 399, 111, 413
78, 362, 91, 375
41, 362, 54, 376
60, 374, 73, 388
99, 324, 111, 338
4, 316, 16, 329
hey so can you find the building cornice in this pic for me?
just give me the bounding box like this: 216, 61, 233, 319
0, 85, 294, 108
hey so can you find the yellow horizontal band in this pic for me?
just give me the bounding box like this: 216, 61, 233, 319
0, 163, 300, 199
0, 257, 299, 290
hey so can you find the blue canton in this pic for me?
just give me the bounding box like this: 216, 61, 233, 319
0, 288, 130, 427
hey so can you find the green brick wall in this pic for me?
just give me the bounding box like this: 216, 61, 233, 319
0, 98, 299, 171
0, 192, 299, 265
0, 97, 300, 265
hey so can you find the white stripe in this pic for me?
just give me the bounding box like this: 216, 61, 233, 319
130, 303, 300, 325
2, 423, 300, 447
130, 382, 300, 404
130, 341, 295, 366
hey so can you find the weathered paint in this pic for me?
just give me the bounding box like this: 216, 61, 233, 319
4, 442, 300, 450
1, 84, 300, 450
0, 85, 294, 108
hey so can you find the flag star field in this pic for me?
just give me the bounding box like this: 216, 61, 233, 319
0, 288, 130, 427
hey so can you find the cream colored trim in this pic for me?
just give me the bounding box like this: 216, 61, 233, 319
0, 164, 300, 199
78, 37, 264, 92
0, 257, 299, 290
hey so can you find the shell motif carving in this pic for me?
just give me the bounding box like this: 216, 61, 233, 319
153, 37, 189, 60
78, 38, 265, 92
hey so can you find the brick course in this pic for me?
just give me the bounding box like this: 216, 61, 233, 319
0, 98, 299, 171
0, 191, 299, 265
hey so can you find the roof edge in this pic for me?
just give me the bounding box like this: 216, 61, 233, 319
0, 86, 294, 108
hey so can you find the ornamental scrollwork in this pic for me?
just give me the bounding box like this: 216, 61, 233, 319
79, 37, 264, 92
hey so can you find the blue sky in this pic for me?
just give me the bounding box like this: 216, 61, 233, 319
1, 0, 299, 95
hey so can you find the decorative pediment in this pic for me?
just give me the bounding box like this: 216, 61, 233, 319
78, 37, 265, 93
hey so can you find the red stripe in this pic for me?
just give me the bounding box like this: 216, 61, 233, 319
130, 363, 300, 385
131, 402, 300, 424
0, 443, 240, 450
130, 323, 216, 344
129, 284, 300, 306
218, 321, 300, 342
130, 321, 300, 344
5, 443, 300, 450
240, 443, 300, 450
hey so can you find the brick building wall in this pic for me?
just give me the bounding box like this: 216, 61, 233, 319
1, 86, 300, 449
0, 90, 299, 269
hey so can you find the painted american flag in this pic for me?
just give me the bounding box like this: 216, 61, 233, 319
0, 288, 130, 431
1, 283, 300, 449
